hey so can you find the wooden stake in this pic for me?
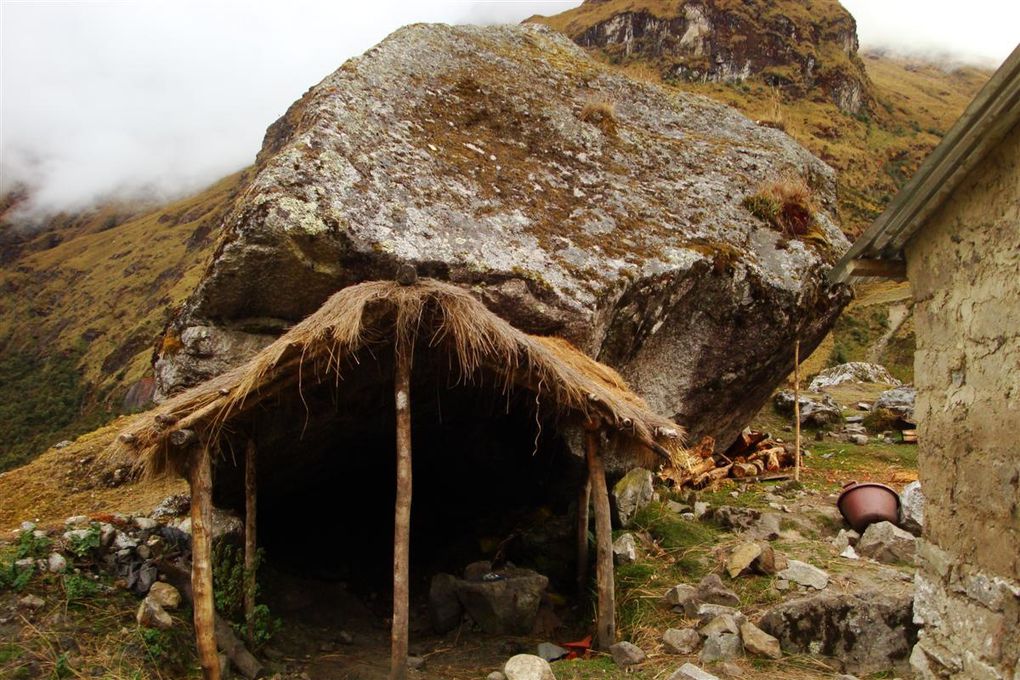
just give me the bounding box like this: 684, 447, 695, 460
585, 427, 616, 650
576, 473, 591, 593
793, 339, 801, 482
390, 340, 413, 680
189, 442, 221, 680
243, 438, 257, 645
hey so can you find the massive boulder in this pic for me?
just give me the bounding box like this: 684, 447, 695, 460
154, 23, 850, 449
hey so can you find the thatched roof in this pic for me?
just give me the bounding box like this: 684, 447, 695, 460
115, 279, 686, 476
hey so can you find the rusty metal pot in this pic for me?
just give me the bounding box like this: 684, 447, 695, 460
836, 481, 901, 532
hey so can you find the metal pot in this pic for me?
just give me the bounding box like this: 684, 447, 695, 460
836, 481, 901, 532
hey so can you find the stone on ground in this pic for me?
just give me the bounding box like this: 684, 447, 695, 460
47, 552, 66, 573
610, 640, 646, 666
857, 521, 917, 564
700, 633, 742, 663
694, 603, 743, 625
776, 559, 829, 590
758, 590, 917, 676
726, 542, 762, 578
717, 661, 744, 677
456, 564, 549, 634
669, 663, 720, 680
874, 386, 916, 422
487, 673, 507, 680
774, 391, 843, 426
739, 621, 782, 659
147, 582, 181, 610
697, 573, 741, 607
752, 544, 787, 575
428, 573, 463, 634
808, 362, 900, 390
503, 654, 554, 680
832, 528, 860, 552
899, 481, 924, 535
613, 533, 638, 564
536, 642, 567, 662
663, 627, 701, 654
19, 594, 45, 609
700, 614, 740, 637
665, 583, 699, 611
612, 468, 654, 527
137, 597, 173, 629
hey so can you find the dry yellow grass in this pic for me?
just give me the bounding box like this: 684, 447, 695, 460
579, 97, 619, 134
0, 419, 186, 530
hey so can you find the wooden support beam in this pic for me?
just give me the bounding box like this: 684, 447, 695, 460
390, 339, 413, 680
576, 474, 591, 594
243, 438, 257, 645
585, 427, 615, 650
848, 258, 908, 281
189, 442, 221, 680
794, 340, 801, 483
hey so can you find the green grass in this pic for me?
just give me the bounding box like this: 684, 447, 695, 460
805, 441, 917, 473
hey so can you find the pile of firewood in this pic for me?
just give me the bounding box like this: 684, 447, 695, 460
661, 431, 797, 489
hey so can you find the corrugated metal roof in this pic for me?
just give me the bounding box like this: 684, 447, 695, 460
830, 43, 1020, 283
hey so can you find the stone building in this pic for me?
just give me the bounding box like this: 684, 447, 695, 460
831, 45, 1019, 679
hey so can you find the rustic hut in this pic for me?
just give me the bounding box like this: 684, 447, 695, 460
114, 277, 686, 680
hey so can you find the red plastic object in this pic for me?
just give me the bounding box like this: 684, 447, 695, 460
836, 480, 901, 532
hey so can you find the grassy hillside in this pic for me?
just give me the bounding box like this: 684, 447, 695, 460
0, 171, 247, 470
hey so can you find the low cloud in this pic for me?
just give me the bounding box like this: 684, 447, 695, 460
1, 0, 1015, 218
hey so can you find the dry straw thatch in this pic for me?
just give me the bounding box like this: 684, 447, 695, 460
114, 279, 687, 477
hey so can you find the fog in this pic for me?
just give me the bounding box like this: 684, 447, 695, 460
1, 0, 1016, 217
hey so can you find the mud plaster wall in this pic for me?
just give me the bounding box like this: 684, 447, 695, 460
905, 121, 1020, 679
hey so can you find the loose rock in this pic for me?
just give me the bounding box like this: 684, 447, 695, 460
726, 543, 761, 578
147, 582, 181, 610
428, 573, 463, 634
136, 598, 173, 630
758, 590, 917, 676
669, 663, 720, 680
663, 627, 701, 654
613, 533, 638, 564
47, 553, 67, 573
696, 574, 741, 607
899, 481, 924, 535
536, 642, 568, 662
19, 594, 45, 610
738, 621, 782, 659
856, 521, 916, 564
776, 559, 829, 590
700, 633, 742, 663
503, 654, 554, 680
610, 640, 647, 666
700, 614, 740, 638
752, 544, 787, 575
456, 563, 548, 634
612, 468, 654, 527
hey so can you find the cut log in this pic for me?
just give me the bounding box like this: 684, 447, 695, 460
586, 427, 615, 650
243, 439, 257, 645
693, 464, 732, 489
189, 443, 221, 680
171, 429, 198, 448
576, 475, 591, 593
691, 435, 716, 459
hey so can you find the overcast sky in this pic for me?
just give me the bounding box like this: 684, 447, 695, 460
1, 0, 1017, 217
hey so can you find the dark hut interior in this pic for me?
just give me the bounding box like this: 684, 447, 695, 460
212, 342, 586, 604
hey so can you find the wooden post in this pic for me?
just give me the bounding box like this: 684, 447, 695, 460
243, 438, 257, 645
576, 474, 591, 593
189, 442, 221, 680
390, 339, 413, 680
585, 426, 615, 649
793, 339, 801, 482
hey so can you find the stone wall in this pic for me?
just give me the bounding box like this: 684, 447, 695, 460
905, 121, 1020, 679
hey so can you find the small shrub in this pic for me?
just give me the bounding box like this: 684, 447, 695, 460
62, 572, 100, 604
212, 543, 280, 648
66, 525, 101, 557
16, 530, 51, 560
757, 87, 787, 131
743, 175, 821, 240
579, 98, 618, 135
0, 561, 33, 591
